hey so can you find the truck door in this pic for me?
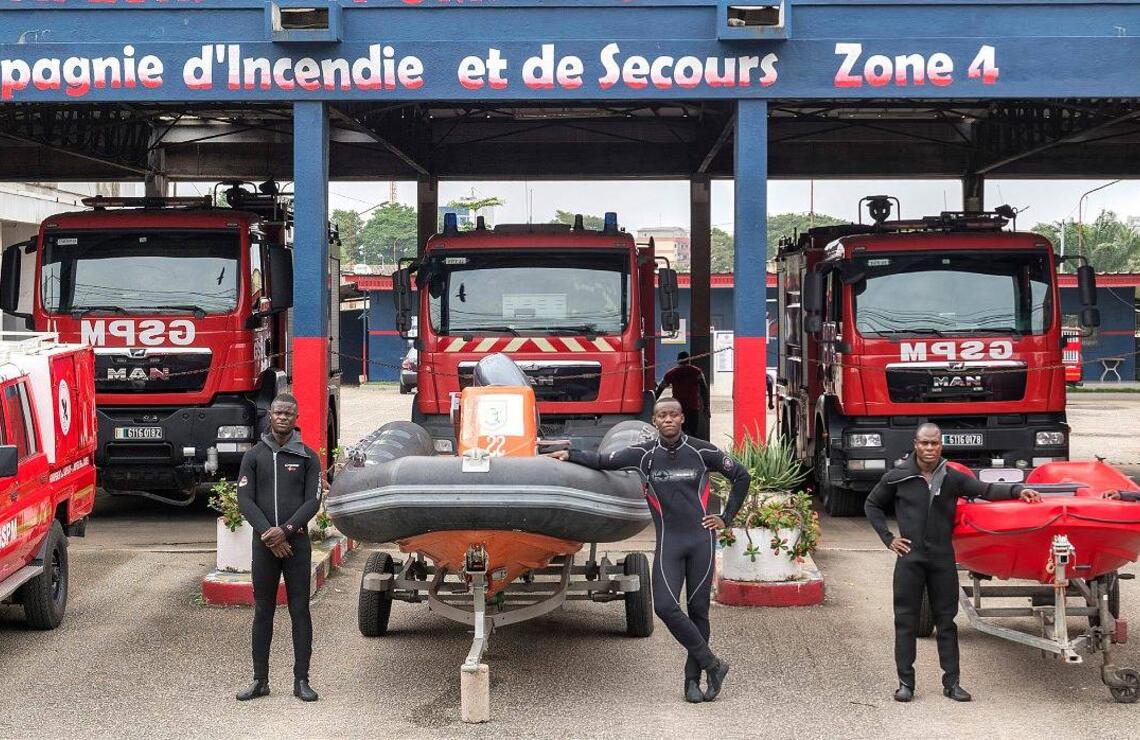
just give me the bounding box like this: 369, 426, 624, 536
0, 380, 50, 581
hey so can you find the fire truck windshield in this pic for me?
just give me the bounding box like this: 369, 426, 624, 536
41, 230, 240, 315
426, 251, 630, 335
852, 251, 1053, 337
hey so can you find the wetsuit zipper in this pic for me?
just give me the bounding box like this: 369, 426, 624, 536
273, 450, 279, 526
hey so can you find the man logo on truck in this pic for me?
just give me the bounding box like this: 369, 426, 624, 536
900, 340, 1014, 363
106, 367, 172, 382
81, 319, 196, 347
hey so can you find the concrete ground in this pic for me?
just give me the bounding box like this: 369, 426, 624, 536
2, 386, 1140, 739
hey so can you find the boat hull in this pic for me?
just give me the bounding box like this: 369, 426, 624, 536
954, 461, 1140, 582
328, 454, 651, 545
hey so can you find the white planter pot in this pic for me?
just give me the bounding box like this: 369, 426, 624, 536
721, 526, 801, 582
216, 518, 253, 573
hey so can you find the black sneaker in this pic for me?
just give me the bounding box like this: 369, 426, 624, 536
294, 679, 319, 702
943, 684, 971, 702
236, 679, 270, 701
894, 683, 914, 703
703, 659, 730, 701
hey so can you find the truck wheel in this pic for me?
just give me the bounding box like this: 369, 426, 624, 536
825, 486, 864, 517
21, 521, 69, 630
358, 551, 394, 637
916, 589, 935, 638
623, 553, 654, 638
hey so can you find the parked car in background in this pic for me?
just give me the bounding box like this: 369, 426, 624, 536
400, 345, 418, 395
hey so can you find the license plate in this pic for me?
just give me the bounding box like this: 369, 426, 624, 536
943, 433, 983, 447
114, 426, 163, 440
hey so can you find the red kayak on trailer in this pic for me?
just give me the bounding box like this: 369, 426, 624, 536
953, 461, 1140, 583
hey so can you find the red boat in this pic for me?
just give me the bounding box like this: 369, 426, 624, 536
954, 461, 1140, 583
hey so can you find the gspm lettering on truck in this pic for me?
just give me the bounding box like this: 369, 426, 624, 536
1, 183, 340, 505
391, 212, 679, 452
775, 197, 1100, 517
0, 333, 96, 630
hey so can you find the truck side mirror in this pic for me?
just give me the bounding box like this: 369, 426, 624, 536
1077, 264, 1097, 306
803, 271, 824, 315
266, 244, 294, 312
393, 268, 414, 335
1081, 307, 1101, 328
657, 267, 680, 334
1, 243, 26, 317
0, 445, 17, 478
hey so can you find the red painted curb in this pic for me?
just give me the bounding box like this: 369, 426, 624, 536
714, 574, 825, 607
201, 535, 357, 607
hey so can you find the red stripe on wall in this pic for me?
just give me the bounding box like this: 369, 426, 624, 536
369, 329, 401, 336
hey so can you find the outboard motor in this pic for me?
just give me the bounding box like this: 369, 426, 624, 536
472, 352, 531, 388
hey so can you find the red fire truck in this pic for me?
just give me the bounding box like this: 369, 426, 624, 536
392, 212, 679, 451
0, 332, 96, 629
776, 197, 1099, 516
0, 183, 340, 505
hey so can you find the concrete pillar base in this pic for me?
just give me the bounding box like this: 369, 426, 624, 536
715, 556, 825, 607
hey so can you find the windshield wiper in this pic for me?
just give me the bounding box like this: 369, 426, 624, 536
136, 305, 207, 319
548, 324, 601, 336
458, 325, 521, 336
71, 305, 128, 318
967, 327, 1024, 337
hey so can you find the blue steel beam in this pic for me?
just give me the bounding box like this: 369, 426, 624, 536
732, 99, 767, 445
291, 100, 330, 462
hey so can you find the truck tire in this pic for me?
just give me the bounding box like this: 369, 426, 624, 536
358, 551, 394, 637
623, 553, 654, 638
815, 439, 864, 517
21, 521, 68, 630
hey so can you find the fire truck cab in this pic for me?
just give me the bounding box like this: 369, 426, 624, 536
0, 332, 96, 629
776, 197, 1100, 516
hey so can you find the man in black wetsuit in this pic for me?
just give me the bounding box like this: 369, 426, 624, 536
234, 393, 323, 703
864, 422, 1041, 703
549, 398, 751, 703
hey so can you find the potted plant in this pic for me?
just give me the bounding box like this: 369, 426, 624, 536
713, 434, 819, 582
209, 479, 253, 573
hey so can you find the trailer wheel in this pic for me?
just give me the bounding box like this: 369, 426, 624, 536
21, 521, 68, 630
358, 551, 394, 637
1110, 669, 1139, 704
916, 589, 935, 638
623, 553, 654, 638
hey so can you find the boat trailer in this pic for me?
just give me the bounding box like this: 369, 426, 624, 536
923, 534, 1139, 703
358, 543, 652, 722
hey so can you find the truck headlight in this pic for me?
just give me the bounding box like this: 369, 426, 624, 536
847, 433, 882, 448
218, 425, 254, 440
1035, 431, 1066, 447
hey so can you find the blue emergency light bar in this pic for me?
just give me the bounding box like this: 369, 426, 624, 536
603, 211, 618, 234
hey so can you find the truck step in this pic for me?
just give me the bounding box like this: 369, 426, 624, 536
0, 563, 45, 601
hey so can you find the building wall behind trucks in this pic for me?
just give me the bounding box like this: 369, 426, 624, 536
775, 199, 1100, 517
0, 333, 97, 629
0, 187, 340, 505
392, 213, 679, 452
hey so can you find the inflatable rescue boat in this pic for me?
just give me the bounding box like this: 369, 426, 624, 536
954, 460, 1140, 583
328, 353, 653, 594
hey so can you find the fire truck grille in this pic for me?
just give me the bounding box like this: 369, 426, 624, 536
457, 361, 601, 402
885, 365, 1027, 403
94, 350, 212, 393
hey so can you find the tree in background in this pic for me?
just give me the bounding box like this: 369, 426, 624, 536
708, 212, 846, 272
1031, 211, 1140, 273
330, 208, 363, 263
444, 195, 506, 230
550, 210, 606, 230
359, 202, 419, 266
